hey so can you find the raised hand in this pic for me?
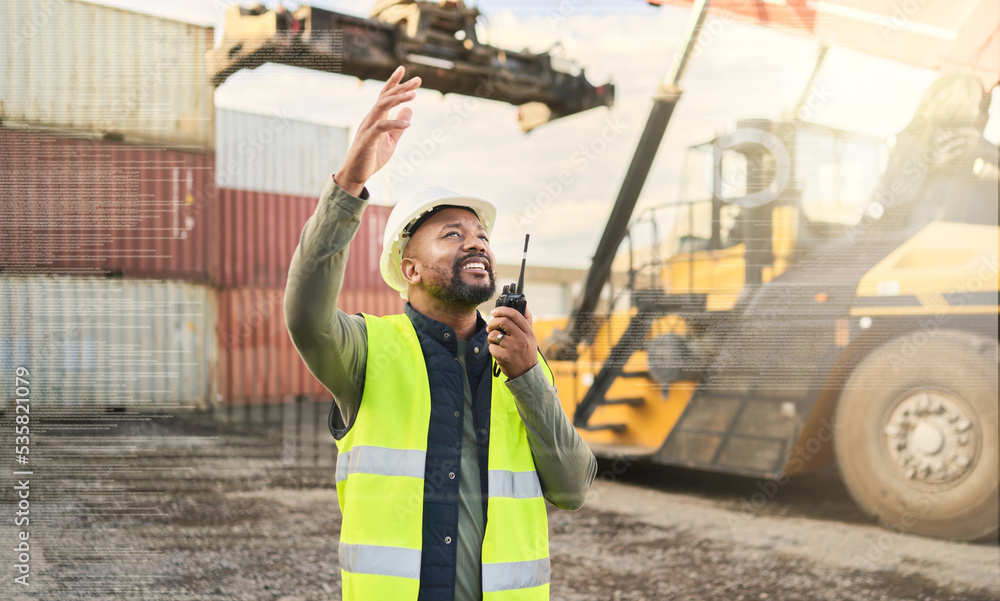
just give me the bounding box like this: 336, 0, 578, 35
334, 66, 422, 196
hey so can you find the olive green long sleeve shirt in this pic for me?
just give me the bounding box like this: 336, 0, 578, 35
283, 176, 597, 601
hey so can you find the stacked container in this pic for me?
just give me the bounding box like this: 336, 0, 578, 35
0, 0, 216, 149
0, 130, 218, 281
1, 0, 402, 418
0, 0, 219, 413
213, 108, 402, 409
0, 276, 218, 410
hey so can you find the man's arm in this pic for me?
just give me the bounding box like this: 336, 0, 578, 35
486, 306, 597, 509
284, 65, 422, 433
284, 177, 371, 432
506, 364, 598, 510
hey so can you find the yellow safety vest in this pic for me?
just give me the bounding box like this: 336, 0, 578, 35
335, 313, 552, 601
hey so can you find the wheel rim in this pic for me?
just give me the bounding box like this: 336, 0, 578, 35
883, 389, 980, 486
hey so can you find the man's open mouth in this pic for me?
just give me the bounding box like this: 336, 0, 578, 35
460, 257, 490, 274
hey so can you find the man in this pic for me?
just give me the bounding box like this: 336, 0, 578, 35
284, 65, 597, 601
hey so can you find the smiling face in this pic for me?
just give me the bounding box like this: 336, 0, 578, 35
400, 207, 497, 308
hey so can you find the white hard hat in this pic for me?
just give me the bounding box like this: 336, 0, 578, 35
380, 186, 497, 299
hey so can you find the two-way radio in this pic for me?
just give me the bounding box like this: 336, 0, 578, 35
493, 234, 530, 377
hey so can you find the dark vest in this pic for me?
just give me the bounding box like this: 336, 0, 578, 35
406, 304, 492, 601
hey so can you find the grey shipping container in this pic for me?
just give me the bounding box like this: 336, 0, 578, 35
0, 276, 217, 411
215, 107, 349, 197
0, 0, 215, 149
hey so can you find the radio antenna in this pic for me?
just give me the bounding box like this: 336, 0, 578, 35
516, 234, 529, 294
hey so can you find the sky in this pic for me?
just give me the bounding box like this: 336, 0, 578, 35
88, 0, 998, 268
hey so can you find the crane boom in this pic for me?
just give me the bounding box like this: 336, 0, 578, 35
557, 0, 712, 359
208, 2, 614, 132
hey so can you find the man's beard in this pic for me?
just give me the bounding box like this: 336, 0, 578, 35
426, 254, 496, 307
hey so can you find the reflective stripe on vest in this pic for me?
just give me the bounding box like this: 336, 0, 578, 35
481, 344, 554, 600
336, 446, 426, 483
337, 313, 552, 601
488, 469, 544, 499
339, 542, 422, 579
483, 557, 551, 593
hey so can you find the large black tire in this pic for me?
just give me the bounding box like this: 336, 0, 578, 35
834, 329, 998, 541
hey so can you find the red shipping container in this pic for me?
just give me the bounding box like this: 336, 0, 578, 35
0, 129, 217, 281
216, 286, 404, 406
352, 200, 393, 291
216, 187, 393, 290
0, 129, 394, 291
338, 289, 406, 317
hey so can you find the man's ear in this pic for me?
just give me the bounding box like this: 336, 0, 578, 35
400, 257, 421, 285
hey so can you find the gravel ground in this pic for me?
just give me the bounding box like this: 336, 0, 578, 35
0, 412, 996, 600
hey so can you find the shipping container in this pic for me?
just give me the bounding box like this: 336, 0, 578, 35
0, 129, 217, 281
0, 275, 217, 411
352, 197, 393, 291
216, 286, 403, 405
215, 108, 350, 197
1, 0, 215, 149
0, 129, 395, 288
339, 288, 405, 318
216, 187, 393, 289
